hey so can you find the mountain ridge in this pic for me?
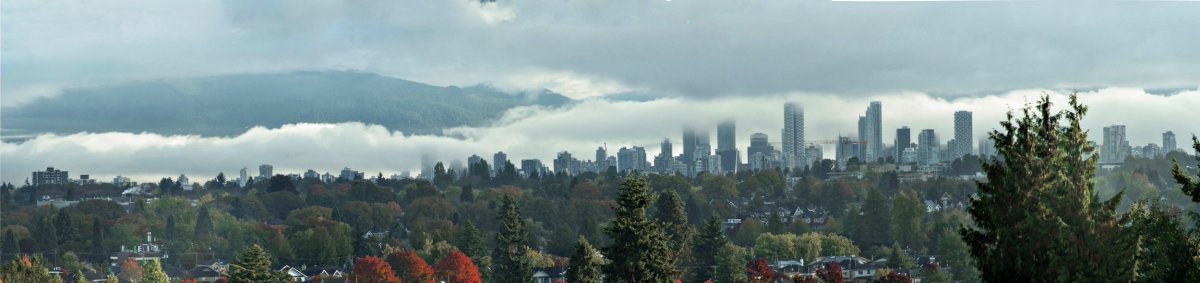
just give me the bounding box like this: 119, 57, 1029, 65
1, 71, 572, 138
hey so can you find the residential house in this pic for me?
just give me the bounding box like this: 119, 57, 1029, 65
532, 267, 566, 283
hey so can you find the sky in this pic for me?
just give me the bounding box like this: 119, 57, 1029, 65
2, 0, 1199, 183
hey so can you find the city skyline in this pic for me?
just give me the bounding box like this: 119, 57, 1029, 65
6, 92, 1192, 184
3, 1, 1199, 183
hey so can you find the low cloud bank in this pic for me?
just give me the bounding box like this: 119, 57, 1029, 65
3, 88, 1196, 183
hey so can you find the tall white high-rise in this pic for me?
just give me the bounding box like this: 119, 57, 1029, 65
239, 168, 248, 187
953, 111, 973, 159
782, 102, 805, 169
863, 101, 883, 162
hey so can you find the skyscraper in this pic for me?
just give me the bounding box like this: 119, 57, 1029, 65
979, 138, 997, 158
595, 146, 608, 169
693, 128, 711, 173
747, 133, 773, 158
782, 102, 805, 169
953, 111, 973, 159
717, 119, 736, 151
259, 164, 273, 179
655, 139, 674, 173
239, 168, 248, 187
1164, 131, 1177, 153
1102, 125, 1129, 163
716, 119, 738, 172
863, 101, 883, 162
618, 146, 648, 173
521, 159, 544, 177
682, 125, 697, 167
493, 151, 508, 173
895, 126, 912, 162
836, 136, 861, 169
918, 129, 940, 165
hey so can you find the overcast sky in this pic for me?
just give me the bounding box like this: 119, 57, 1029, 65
2, 0, 1199, 183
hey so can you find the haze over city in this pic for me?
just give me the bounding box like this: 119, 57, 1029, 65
3, 1, 1198, 183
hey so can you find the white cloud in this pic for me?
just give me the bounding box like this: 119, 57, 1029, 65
3, 88, 1195, 183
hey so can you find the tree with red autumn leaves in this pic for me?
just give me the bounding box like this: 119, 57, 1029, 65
434, 250, 482, 283
876, 270, 913, 283
387, 249, 435, 283
746, 258, 774, 283
353, 256, 400, 283
816, 262, 844, 283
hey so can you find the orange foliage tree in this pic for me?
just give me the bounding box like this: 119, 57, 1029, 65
387, 249, 434, 283
746, 258, 775, 283
816, 262, 843, 283
353, 256, 400, 283
434, 250, 482, 283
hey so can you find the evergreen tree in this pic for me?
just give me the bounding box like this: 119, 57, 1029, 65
141, 259, 169, 283
566, 236, 603, 283
1, 230, 17, 262
1171, 135, 1200, 203
961, 94, 1132, 282
492, 195, 532, 283
229, 244, 290, 283
1125, 200, 1200, 282
602, 173, 675, 282
890, 191, 925, 251
688, 216, 726, 283
90, 218, 106, 263
1, 255, 52, 282
433, 162, 451, 186
194, 206, 214, 243
216, 172, 227, 188
766, 211, 785, 234
53, 211, 75, 246
653, 190, 692, 275
455, 220, 487, 258
460, 185, 476, 203
165, 215, 177, 241
851, 187, 890, 249
886, 242, 914, 269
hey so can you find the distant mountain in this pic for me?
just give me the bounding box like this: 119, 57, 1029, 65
2, 71, 572, 137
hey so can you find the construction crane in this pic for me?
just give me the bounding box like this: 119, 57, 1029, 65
807, 139, 868, 146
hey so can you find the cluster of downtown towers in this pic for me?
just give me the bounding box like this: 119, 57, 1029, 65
502, 101, 981, 179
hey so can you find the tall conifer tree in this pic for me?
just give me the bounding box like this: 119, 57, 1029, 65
961, 94, 1132, 282
492, 195, 532, 283
602, 173, 675, 282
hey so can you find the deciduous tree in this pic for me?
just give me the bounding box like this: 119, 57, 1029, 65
141, 259, 169, 283
387, 249, 434, 283
352, 256, 399, 283
434, 250, 482, 283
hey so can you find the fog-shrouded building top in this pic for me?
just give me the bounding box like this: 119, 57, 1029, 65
782, 102, 805, 169
259, 164, 273, 179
